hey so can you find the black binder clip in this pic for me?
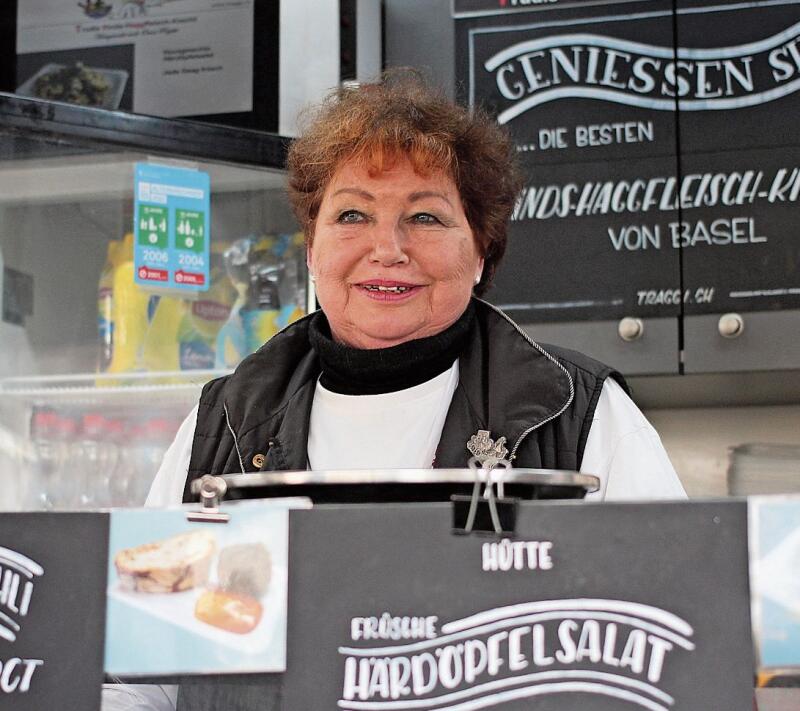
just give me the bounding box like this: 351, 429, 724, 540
187, 475, 230, 523
452, 457, 517, 535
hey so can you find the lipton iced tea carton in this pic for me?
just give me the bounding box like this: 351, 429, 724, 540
177, 246, 235, 369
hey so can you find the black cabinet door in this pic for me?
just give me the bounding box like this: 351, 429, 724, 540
674, 0, 800, 371
456, 1, 682, 373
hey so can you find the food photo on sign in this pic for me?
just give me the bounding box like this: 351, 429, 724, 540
103, 502, 292, 676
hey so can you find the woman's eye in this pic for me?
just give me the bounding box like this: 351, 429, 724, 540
337, 210, 366, 224
410, 213, 441, 225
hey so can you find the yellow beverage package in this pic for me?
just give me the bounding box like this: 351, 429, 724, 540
142, 295, 185, 372
108, 234, 150, 373
243, 307, 280, 352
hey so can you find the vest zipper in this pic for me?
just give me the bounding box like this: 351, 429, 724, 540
223, 401, 247, 475
476, 299, 575, 461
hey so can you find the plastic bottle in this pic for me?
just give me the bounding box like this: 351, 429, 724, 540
107, 418, 134, 506
242, 266, 281, 353
277, 233, 308, 329
27, 411, 61, 510
108, 233, 151, 373
47, 414, 78, 509
214, 237, 251, 368
71, 414, 118, 509
97, 240, 122, 372
261, 231, 307, 331
127, 418, 175, 505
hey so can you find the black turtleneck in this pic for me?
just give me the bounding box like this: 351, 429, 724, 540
308, 302, 475, 395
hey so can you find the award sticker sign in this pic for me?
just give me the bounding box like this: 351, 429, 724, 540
0, 513, 109, 711
134, 162, 210, 292
105, 502, 290, 676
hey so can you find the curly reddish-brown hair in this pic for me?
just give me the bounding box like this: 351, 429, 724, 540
286, 71, 522, 295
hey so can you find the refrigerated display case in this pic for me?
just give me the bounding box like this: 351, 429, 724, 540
0, 93, 312, 512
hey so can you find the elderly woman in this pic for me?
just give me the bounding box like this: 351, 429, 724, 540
145, 73, 684, 507
112, 73, 684, 711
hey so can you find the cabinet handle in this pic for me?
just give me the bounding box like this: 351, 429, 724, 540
618, 317, 644, 342
718, 313, 744, 338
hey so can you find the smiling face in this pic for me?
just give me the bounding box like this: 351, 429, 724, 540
307, 157, 484, 349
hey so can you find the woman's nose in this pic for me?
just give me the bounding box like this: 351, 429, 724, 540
368, 222, 410, 265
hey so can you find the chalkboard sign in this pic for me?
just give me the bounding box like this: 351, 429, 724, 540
457, 0, 800, 322
675, 1, 800, 315
283, 501, 754, 710
457, 1, 682, 323
0, 513, 108, 711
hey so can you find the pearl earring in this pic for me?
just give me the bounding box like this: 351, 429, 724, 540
474, 274, 481, 285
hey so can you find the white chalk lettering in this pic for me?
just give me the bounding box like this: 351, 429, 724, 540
339, 601, 694, 706
350, 614, 438, 641
482, 539, 554, 572
0, 659, 43, 694
532, 624, 554, 666
485, 24, 800, 123
464, 639, 487, 683
511, 168, 800, 222
508, 626, 530, 671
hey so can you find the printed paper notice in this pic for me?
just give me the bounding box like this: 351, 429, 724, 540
16, 0, 254, 117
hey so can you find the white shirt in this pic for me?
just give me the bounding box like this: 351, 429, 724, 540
307, 364, 459, 471
582, 377, 685, 500
145, 373, 685, 506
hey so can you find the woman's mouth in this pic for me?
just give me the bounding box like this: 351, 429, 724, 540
363, 284, 412, 293
355, 281, 421, 300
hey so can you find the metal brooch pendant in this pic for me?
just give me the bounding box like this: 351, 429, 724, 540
467, 429, 509, 469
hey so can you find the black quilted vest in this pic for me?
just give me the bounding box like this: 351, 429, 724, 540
181, 299, 625, 503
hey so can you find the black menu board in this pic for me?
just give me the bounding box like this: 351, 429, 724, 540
283, 501, 754, 710
0, 513, 108, 711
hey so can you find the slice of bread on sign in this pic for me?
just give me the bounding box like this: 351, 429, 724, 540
115, 530, 216, 593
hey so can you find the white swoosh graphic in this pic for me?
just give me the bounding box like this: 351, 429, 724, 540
485, 21, 800, 70
0, 609, 20, 643
496, 82, 800, 122
338, 670, 674, 709
0, 547, 44, 578
443, 599, 693, 636
341, 681, 669, 711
